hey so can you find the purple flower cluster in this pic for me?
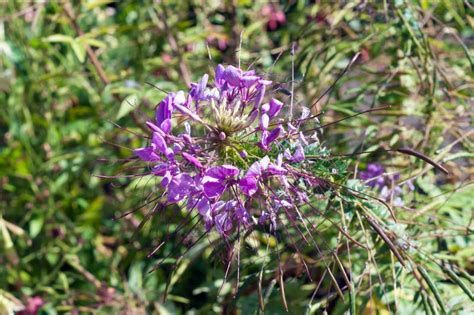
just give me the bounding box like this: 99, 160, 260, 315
133, 65, 315, 236
359, 163, 414, 206
358, 163, 386, 188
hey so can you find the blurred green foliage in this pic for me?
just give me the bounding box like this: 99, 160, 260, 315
0, 0, 472, 314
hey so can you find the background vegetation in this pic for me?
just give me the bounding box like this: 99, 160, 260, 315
0, 0, 472, 314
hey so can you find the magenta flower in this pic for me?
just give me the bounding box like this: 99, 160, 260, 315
18, 296, 44, 315
202, 165, 239, 198
240, 156, 286, 196
131, 64, 317, 236
262, 4, 286, 31
358, 163, 386, 187
118, 61, 448, 311
358, 163, 414, 206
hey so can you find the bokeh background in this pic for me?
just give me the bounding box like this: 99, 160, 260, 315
0, 1, 472, 314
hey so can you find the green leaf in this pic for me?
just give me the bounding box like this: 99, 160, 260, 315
29, 215, 44, 238
116, 94, 138, 120
85, 0, 116, 10
81, 38, 107, 49
70, 40, 86, 63
44, 34, 74, 44
418, 266, 448, 314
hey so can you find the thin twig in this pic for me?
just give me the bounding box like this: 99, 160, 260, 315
154, 6, 191, 86
63, 3, 110, 85
310, 52, 361, 110
290, 42, 296, 120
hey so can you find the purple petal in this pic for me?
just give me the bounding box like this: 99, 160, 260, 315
254, 84, 266, 108
259, 156, 270, 170
268, 98, 283, 119
152, 132, 173, 158
203, 88, 220, 101
197, 74, 209, 93
160, 119, 172, 134
152, 163, 168, 176
259, 211, 269, 224
234, 204, 251, 226
239, 176, 258, 196
261, 103, 270, 113
205, 165, 240, 179
291, 144, 305, 162
368, 163, 385, 175
167, 173, 193, 202
300, 106, 310, 119
182, 134, 192, 144
299, 132, 308, 145
190, 74, 209, 100
202, 177, 226, 198
223, 65, 242, 86
287, 122, 297, 133
259, 130, 269, 150
215, 64, 225, 86
197, 197, 211, 217
146, 121, 166, 136
173, 143, 182, 154
277, 153, 283, 166
155, 95, 173, 125
375, 177, 385, 188
182, 152, 203, 169
245, 160, 263, 178
175, 103, 203, 123
240, 75, 260, 87
265, 126, 282, 145
215, 212, 232, 235
267, 163, 287, 175
260, 113, 269, 130
134, 147, 160, 162
247, 109, 258, 125
174, 91, 187, 106
296, 191, 309, 203
211, 201, 227, 214
358, 163, 385, 186
223, 165, 239, 176
162, 170, 172, 187
258, 79, 272, 86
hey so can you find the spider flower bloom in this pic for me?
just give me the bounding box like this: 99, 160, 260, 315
109, 58, 455, 314
133, 64, 317, 237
